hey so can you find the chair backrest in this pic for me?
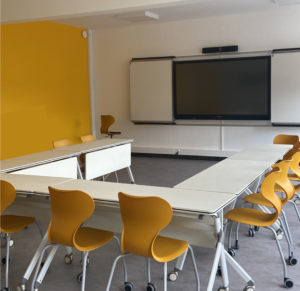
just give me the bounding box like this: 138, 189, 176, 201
118, 192, 173, 258
290, 151, 300, 179
274, 159, 295, 203
273, 134, 299, 145
48, 187, 95, 247
260, 168, 282, 224
100, 115, 115, 134
81, 135, 96, 143
53, 139, 73, 149
0, 180, 16, 214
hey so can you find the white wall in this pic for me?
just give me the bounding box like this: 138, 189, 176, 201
93, 6, 300, 157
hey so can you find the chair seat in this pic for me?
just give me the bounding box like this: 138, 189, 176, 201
243, 193, 284, 208
74, 227, 114, 252
288, 173, 299, 181
0, 215, 35, 233
224, 208, 276, 227
152, 236, 188, 263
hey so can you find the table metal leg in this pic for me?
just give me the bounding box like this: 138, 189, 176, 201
126, 167, 135, 184
19, 232, 49, 288
77, 158, 83, 180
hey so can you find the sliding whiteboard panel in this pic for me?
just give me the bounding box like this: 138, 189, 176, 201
130, 59, 173, 123
271, 52, 300, 125
85, 144, 131, 180
11, 157, 77, 179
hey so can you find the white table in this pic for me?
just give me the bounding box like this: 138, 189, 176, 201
52, 138, 134, 182
175, 144, 292, 195
1, 174, 255, 291
1, 139, 135, 183
0, 151, 77, 173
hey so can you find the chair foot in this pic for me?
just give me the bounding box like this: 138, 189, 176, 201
64, 253, 73, 264
234, 240, 239, 250
218, 286, 229, 291
77, 273, 82, 283
284, 277, 293, 289
227, 249, 236, 257
147, 283, 156, 291
289, 256, 297, 266
243, 285, 255, 291
124, 282, 134, 291
167, 271, 178, 282
16, 283, 25, 291
248, 229, 255, 237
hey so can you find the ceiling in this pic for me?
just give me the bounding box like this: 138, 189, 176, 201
52, 0, 296, 30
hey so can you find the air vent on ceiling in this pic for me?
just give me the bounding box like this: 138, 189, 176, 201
274, 0, 300, 5
116, 11, 159, 22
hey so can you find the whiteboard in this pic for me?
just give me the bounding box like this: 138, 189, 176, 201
271, 51, 300, 125
130, 59, 173, 123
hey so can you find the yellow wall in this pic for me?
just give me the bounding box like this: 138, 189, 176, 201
1, 21, 91, 160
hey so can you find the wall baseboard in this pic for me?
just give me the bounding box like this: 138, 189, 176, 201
131, 146, 237, 158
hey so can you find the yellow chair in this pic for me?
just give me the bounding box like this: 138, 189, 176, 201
52, 139, 73, 149
31, 187, 127, 291
224, 169, 294, 288
273, 134, 299, 145
100, 115, 121, 139
106, 192, 200, 291
235, 159, 298, 266
0, 180, 44, 291
274, 136, 299, 160
81, 135, 96, 143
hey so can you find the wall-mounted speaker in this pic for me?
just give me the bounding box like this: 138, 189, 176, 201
202, 45, 238, 54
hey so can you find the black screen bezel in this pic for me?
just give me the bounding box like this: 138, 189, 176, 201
173, 56, 271, 120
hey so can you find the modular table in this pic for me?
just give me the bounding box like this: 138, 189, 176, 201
0, 174, 255, 291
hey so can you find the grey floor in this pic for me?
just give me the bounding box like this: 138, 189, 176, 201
1, 156, 300, 291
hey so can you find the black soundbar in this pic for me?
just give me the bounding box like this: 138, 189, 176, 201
202, 45, 238, 54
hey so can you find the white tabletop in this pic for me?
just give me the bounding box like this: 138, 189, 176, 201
48, 179, 236, 215
0, 173, 73, 194
174, 159, 274, 195
228, 144, 291, 161
52, 139, 134, 154
0, 151, 77, 173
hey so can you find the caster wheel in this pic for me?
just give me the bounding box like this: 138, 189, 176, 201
254, 226, 259, 231
243, 285, 255, 291
124, 282, 134, 291
168, 271, 178, 282
289, 256, 297, 266
217, 287, 229, 291
284, 278, 293, 289
77, 273, 82, 283
147, 283, 157, 291
249, 229, 255, 237
17, 284, 25, 291
2, 257, 10, 264
228, 249, 236, 257
64, 254, 73, 264
294, 199, 300, 205
80, 258, 90, 266
217, 266, 222, 276
234, 240, 239, 250
276, 228, 284, 239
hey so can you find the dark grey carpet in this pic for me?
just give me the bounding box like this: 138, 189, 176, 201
1, 157, 299, 291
